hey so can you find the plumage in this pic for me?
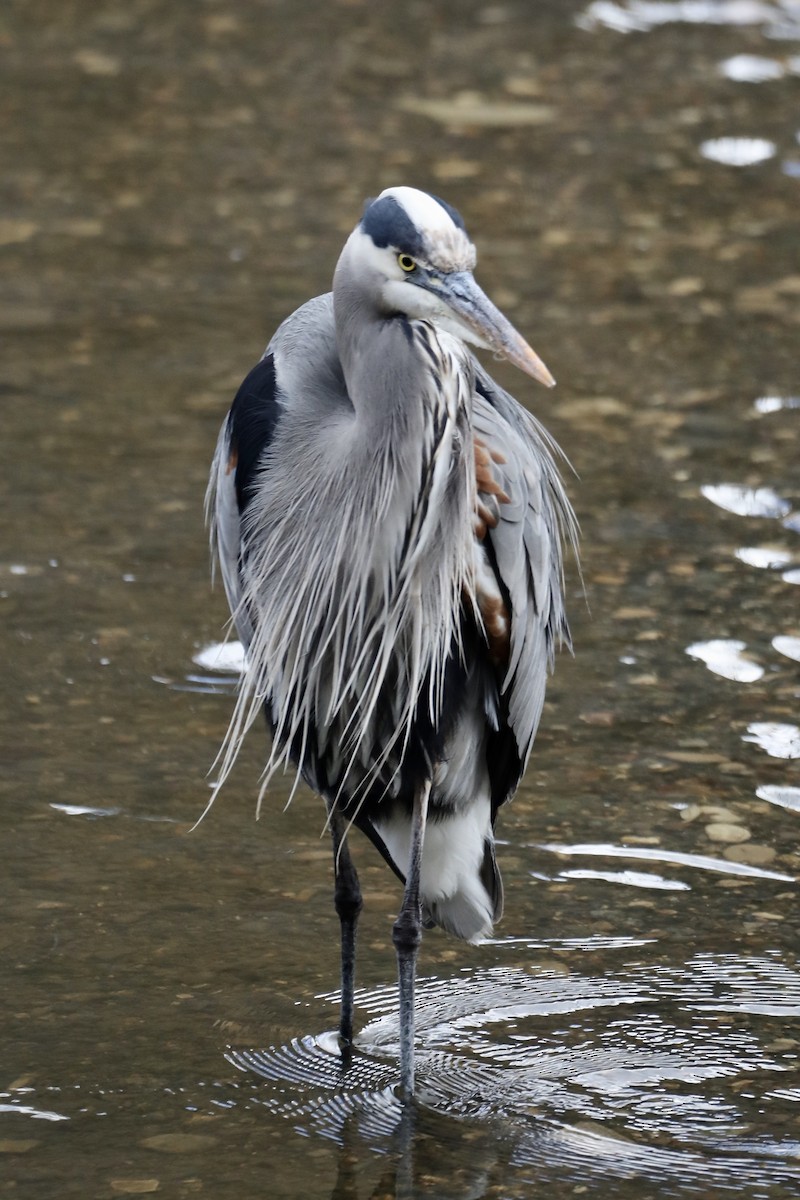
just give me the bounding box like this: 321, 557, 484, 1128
205, 187, 576, 1096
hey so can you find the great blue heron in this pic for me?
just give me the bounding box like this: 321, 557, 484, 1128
206, 186, 576, 1097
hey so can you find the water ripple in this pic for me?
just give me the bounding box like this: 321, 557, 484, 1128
227, 955, 800, 1193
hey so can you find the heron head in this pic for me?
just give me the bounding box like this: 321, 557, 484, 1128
343, 186, 554, 388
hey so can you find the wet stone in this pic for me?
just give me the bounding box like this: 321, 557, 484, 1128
0, 219, 38, 245
431, 158, 481, 180
397, 94, 556, 126
680, 805, 739, 824
140, 1134, 217, 1153
73, 48, 122, 75
663, 751, 730, 765
705, 823, 751, 844
110, 1181, 160, 1195
723, 844, 777, 866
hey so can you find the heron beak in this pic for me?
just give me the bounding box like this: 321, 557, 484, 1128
430, 271, 555, 388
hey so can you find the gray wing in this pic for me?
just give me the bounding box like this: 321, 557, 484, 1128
472, 363, 577, 767
206, 293, 343, 652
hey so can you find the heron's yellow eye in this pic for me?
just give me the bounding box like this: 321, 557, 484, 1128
397, 253, 417, 273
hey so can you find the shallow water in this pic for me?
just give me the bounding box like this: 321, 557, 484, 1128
2, 1, 799, 1196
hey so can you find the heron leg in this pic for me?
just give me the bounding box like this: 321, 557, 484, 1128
392, 778, 431, 1099
329, 806, 363, 1046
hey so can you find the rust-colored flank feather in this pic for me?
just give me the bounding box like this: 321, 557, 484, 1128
473, 436, 511, 666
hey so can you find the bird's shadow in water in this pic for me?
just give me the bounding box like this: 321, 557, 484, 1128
226, 956, 800, 1198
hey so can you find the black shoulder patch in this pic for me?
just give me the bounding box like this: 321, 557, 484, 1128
361, 195, 424, 257
474, 374, 493, 404
228, 354, 283, 513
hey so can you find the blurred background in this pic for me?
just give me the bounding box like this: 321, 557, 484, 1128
1, 1, 799, 1197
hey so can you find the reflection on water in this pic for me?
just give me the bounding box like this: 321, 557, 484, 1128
701, 484, 792, 519
757, 784, 800, 812
578, 1, 800, 36
685, 637, 764, 682
193, 641, 247, 674
744, 722, 800, 759
152, 640, 245, 695
557, 867, 691, 889
736, 546, 793, 568
699, 136, 777, 165
754, 395, 800, 413
773, 635, 800, 663
536, 841, 794, 881
719, 52, 789, 80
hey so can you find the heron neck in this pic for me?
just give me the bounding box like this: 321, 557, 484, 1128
334, 282, 427, 438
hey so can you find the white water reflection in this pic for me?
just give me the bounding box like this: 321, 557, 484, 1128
757, 784, 800, 812
783, 568, 800, 584
685, 638, 764, 682
486, 934, 657, 951
773, 634, 800, 662
536, 841, 794, 881
743, 721, 800, 758
193, 640, 247, 673
754, 393, 800, 412
701, 483, 791, 517
699, 136, 777, 165
153, 640, 247, 696
719, 52, 785, 80
577, 1, 783, 35
736, 546, 794, 568
50, 803, 121, 818
0, 1102, 69, 1123
558, 867, 691, 891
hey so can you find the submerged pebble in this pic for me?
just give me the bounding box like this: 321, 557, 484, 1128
110, 1182, 160, 1196
680, 805, 739, 824
705, 823, 751, 844
722, 843, 777, 866
140, 1134, 216, 1153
